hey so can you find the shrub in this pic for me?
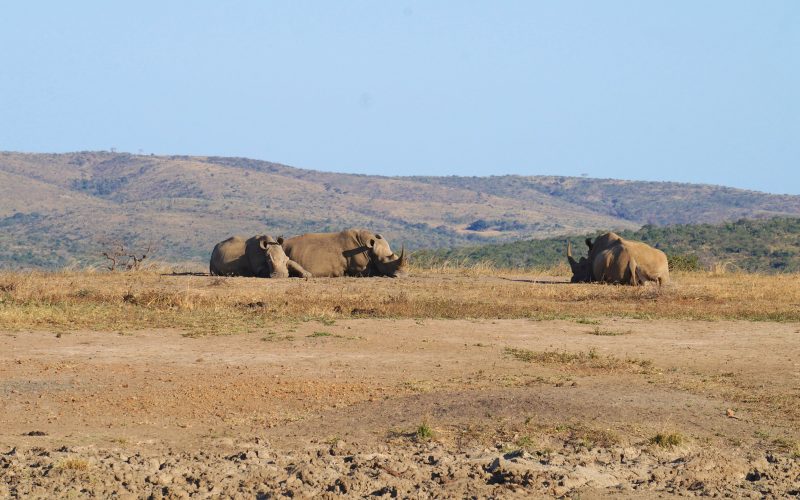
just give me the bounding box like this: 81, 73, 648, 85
668, 254, 700, 271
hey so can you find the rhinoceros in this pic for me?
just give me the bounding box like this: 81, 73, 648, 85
209, 235, 311, 278
281, 229, 406, 277
567, 232, 669, 285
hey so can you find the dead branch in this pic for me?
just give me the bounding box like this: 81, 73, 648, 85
126, 241, 153, 271
101, 242, 126, 271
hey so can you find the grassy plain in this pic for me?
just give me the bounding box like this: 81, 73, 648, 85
2, 266, 800, 335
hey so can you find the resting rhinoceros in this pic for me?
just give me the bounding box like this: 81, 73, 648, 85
209, 235, 311, 278
281, 229, 406, 277
567, 232, 669, 285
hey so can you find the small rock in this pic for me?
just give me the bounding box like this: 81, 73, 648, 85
329, 440, 348, 456
156, 473, 174, 485
745, 469, 762, 482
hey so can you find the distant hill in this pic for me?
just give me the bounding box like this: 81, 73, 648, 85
2, 151, 800, 269
413, 217, 800, 273
411, 175, 800, 226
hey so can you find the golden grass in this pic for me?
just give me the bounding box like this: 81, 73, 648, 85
54, 458, 91, 472
407, 259, 571, 277
1, 268, 799, 333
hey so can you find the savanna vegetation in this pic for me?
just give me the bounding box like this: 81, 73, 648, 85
2, 266, 800, 335
413, 217, 800, 273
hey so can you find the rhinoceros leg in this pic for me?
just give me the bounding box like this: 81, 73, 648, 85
288, 260, 312, 278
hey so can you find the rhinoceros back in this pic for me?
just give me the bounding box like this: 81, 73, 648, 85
591, 236, 669, 285
623, 240, 669, 285
209, 236, 253, 276
282, 230, 371, 278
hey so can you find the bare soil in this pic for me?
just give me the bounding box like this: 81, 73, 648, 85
1, 311, 799, 498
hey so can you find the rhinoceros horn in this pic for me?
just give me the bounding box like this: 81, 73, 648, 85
379, 244, 407, 277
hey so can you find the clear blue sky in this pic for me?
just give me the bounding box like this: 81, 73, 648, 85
1, 2, 798, 193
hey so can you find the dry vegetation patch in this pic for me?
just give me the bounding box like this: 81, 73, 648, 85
1, 269, 800, 332
53, 458, 91, 472
649, 432, 685, 449
588, 326, 631, 336
505, 347, 654, 374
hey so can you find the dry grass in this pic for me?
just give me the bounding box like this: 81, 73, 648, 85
588, 326, 631, 336
1, 269, 799, 333
649, 432, 684, 449
54, 458, 91, 472
505, 347, 654, 373
558, 423, 621, 449
407, 260, 571, 278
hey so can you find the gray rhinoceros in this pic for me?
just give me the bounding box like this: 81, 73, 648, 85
281, 229, 406, 277
567, 232, 669, 285
209, 235, 311, 278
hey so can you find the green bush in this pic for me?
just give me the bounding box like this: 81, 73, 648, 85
668, 254, 700, 271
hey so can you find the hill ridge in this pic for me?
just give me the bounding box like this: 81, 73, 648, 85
2, 151, 800, 268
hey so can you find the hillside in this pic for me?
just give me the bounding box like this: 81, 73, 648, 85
411, 175, 800, 226
2, 151, 800, 269
413, 217, 800, 273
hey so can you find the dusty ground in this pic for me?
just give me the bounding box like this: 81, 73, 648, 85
1, 306, 799, 497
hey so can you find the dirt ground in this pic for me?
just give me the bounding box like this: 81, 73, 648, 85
2, 306, 799, 498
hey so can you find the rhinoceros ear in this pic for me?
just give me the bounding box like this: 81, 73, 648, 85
375, 234, 383, 240
259, 238, 270, 250
367, 238, 375, 248
277, 237, 284, 245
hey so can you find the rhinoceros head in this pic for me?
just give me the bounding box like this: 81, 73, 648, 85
567, 241, 592, 283
367, 234, 407, 278
258, 236, 290, 278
